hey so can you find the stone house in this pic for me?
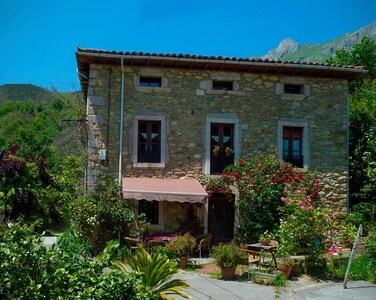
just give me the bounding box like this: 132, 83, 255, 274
76, 48, 365, 243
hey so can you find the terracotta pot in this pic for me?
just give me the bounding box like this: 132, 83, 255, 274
178, 257, 188, 269
277, 265, 292, 279
221, 266, 236, 280
291, 261, 301, 277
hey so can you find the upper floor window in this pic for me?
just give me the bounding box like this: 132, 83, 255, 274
283, 126, 303, 168
138, 200, 159, 225
138, 120, 161, 163
139, 77, 162, 88
210, 123, 234, 174
284, 84, 303, 95
213, 81, 233, 91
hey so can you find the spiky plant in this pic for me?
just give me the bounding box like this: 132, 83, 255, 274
113, 247, 191, 299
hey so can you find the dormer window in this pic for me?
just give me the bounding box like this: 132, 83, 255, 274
213, 81, 233, 91
139, 77, 162, 87
284, 84, 303, 94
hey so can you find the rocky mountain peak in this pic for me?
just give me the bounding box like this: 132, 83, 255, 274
263, 38, 300, 60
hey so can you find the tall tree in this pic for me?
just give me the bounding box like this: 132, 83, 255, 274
328, 37, 376, 205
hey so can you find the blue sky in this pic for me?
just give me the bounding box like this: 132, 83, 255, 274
0, 0, 375, 92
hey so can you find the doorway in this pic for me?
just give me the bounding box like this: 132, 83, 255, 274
208, 194, 235, 244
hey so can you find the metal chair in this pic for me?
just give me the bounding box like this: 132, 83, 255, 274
194, 233, 212, 258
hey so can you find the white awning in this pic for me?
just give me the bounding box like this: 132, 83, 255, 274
122, 177, 207, 203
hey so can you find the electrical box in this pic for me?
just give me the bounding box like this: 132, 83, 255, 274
99, 149, 107, 161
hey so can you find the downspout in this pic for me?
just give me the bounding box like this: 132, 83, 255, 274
346, 84, 350, 208
118, 58, 125, 185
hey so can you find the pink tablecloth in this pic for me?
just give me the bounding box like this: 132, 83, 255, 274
144, 234, 177, 242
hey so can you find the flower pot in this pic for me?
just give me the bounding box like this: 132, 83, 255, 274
221, 266, 236, 280
290, 261, 301, 277
179, 257, 188, 269
277, 265, 292, 279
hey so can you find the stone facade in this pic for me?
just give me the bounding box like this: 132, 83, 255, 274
86, 63, 349, 208
80, 57, 357, 237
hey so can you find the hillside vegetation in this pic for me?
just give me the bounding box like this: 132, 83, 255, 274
0, 84, 83, 157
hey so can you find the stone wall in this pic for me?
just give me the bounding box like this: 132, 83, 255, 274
85, 63, 349, 211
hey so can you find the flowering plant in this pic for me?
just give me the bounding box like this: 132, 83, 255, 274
279, 256, 294, 267
259, 230, 272, 245
277, 188, 335, 260
224, 154, 319, 242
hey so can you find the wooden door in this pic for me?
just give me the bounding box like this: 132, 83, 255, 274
208, 194, 235, 244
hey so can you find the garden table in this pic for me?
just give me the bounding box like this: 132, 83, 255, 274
144, 234, 177, 243
246, 243, 278, 268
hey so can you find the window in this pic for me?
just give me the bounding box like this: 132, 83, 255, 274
138, 200, 159, 225
138, 120, 161, 163
139, 77, 162, 87
213, 81, 233, 91
284, 84, 303, 95
283, 127, 303, 167
210, 123, 234, 174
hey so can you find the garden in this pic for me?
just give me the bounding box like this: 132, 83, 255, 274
1, 152, 376, 299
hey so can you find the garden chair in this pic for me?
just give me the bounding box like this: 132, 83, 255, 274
194, 233, 212, 258
147, 239, 167, 253
124, 236, 142, 251
240, 243, 260, 279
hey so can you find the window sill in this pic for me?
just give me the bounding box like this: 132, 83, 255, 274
133, 162, 165, 169
206, 90, 245, 96
281, 94, 306, 101
135, 86, 171, 93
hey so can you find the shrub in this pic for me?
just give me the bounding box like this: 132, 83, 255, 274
366, 226, 376, 281
69, 177, 134, 253
0, 224, 138, 299
211, 243, 246, 268
166, 233, 196, 257
277, 189, 333, 260
223, 154, 319, 242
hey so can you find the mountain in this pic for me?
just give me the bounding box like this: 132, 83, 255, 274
263, 22, 376, 62
0, 84, 83, 156
0, 84, 57, 105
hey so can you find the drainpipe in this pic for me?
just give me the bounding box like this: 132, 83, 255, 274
346, 86, 350, 208
118, 57, 125, 185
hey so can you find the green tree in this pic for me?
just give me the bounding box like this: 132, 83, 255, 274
328, 37, 376, 205
69, 178, 134, 253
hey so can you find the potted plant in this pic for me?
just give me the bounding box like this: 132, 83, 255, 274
211, 243, 246, 280
277, 256, 294, 279
212, 145, 220, 156
225, 147, 233, 157
166, 234, 196, 268
259, 230, 272, 245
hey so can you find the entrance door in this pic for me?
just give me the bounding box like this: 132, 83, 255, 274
208, 194, 235, 244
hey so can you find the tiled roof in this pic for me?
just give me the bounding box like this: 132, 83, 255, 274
77, 47, 365, 69
76, 47, 367, 98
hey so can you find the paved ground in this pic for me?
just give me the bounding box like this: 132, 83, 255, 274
172, 271, 376, 300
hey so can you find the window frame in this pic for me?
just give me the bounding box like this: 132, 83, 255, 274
212, 80, 233, 91
132, 115, 166, 168
283, 84, 303, 95
139, 76, 162, 88
137, 120, 161, 163
204, 114, 240, 175
277, 120, 309, 169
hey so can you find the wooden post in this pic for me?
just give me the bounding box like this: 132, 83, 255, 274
343, 224, 362, 289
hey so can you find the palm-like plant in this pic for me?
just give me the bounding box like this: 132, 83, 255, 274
113, 247, 191, 299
